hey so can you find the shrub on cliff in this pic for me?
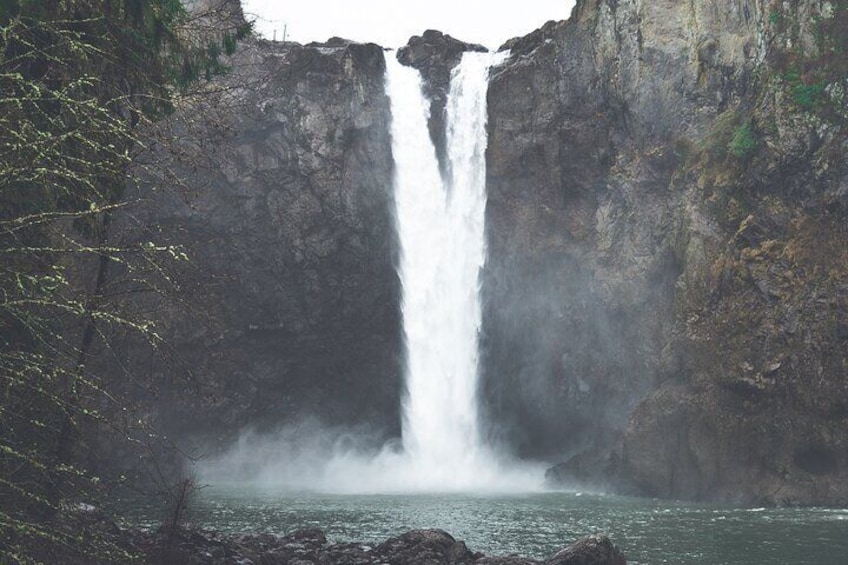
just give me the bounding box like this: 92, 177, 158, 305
728, 121, 758, 159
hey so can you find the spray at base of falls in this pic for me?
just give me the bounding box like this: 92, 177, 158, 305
200, 51, 542, 493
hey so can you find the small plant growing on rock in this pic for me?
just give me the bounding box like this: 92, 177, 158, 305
728, 121, 758, 159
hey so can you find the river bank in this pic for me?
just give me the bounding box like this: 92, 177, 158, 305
31, 504, 624, 565
144, 526, 625, 565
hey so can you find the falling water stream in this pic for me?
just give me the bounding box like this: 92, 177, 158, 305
200, 50, 537, 493
389, 51, 510, 489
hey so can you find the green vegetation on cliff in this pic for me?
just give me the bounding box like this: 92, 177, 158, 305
770, 0, 848, 119
654, 0, 848, 505
727, 121, 758, 160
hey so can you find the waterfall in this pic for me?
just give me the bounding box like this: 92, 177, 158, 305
203, 51, 542, 493
387, 50, 515, 490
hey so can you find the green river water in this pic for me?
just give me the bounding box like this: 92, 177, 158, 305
125, 486, 848, 564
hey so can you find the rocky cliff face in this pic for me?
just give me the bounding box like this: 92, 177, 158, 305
397, 30, 486, 173
115, 36, 402, 450
112, 0, 848, 505
485, 0, 848, 505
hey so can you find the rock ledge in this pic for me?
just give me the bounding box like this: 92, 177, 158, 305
146, 527, 627, 565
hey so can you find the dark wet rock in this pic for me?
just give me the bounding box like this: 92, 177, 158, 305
397, 30, 487, 172
545, 448, 620, 492
546, 535, 626, 565
374, 529, 476, 564
112, 36, 402, 454
135, 528, 625, 565
482, 13, 666, 461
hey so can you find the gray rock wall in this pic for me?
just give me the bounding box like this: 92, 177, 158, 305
117, 38, 402, 450
483, 0, 848, 504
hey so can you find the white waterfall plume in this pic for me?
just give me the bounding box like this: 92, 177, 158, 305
392, 51, 503, 488
201, 50, 542, 493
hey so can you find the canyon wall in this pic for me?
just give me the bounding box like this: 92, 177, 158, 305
115, 36, 402, 450
113, 0, 847, 504
484, 0, 848, 505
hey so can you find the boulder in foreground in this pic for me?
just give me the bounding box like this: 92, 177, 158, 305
143, 527, 626, 565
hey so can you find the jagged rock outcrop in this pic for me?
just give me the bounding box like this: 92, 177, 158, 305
546, 534, 626, 565
397, 30, 486, 172
484, 0, 848, 505
483, 14, 656, 460
143, 527, 626, 565
115, 36, 402, 450
33, 504, 629, 565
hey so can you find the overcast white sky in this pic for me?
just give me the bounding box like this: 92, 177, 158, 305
242, 0, 576, 49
